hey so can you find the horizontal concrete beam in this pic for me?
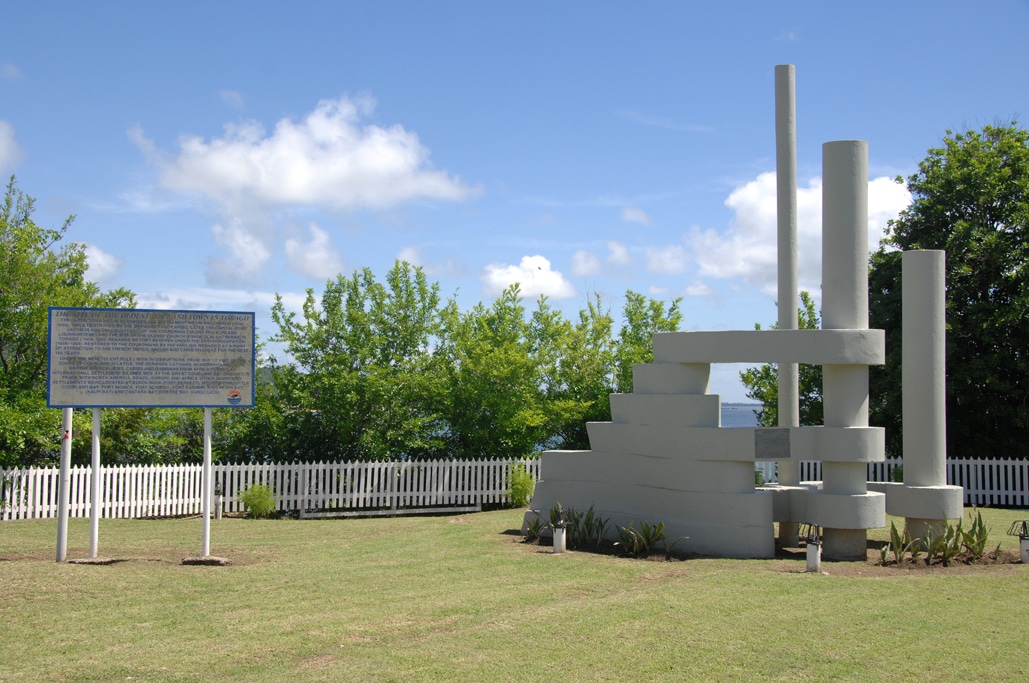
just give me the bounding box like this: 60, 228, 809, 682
609, 393, 721, 426
652, 329, 885, 365
585, 423, 885, 463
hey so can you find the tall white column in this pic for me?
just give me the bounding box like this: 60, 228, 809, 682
775, 64, 800, 546
820, 140, 871, 561
902, 250, 950, 539
56, 408, 73, 562
90, 407, 101, 559
201, 408, 212, 558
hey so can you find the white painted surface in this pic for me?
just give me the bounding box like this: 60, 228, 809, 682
903, 250, 947, 487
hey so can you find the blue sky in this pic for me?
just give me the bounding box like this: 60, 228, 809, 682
3, 2, 1028, 401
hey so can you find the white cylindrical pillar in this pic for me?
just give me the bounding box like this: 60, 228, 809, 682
806, 541, 821, 572
902, 250, 947, 487
56, 408, 73, 562
820, 140, 871, 561
90, 407, 101, 559
201, 408, 212, 558
553, 527, 566, 554
775, 65, 801, 550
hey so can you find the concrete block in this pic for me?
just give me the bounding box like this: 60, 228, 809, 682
608, 393, 721, 427
632, 362, 711, 394
653, 328, 884, 365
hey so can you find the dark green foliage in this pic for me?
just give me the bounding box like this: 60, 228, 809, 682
869, 123, 1029, 459
739, 291, 824, 427
615, 520, 686, 559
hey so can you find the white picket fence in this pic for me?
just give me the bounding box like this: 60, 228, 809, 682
4, 456, 1026, 521
756, 458, 1029, 508
0, 459, 542, 521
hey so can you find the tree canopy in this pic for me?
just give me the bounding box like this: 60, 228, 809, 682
869, 123, 1029, 459
0, 177, 135, 467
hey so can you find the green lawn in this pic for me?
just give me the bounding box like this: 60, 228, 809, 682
1, 507, 1027, 682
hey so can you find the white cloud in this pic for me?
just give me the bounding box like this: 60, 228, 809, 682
207, 217, 273, 285
0, 63, 19, 80
482, 255, 577, 300
84, 244, 124, 285
143, 95, 478, 209
397, 245, 460, 276
571, 249, 602, 277
683, 280, 715, 297
646, 244, 688, 274
219, 89, 245, 108
685, 171, 910, 299
0, 120, 24, 175
607, 240, 633, 266
131, 95, 479, 286
136, 287, 307, 316
284, 223, 344, 280
621, 207, 651, 225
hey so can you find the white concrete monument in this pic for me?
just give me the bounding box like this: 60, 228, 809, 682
524, 65, 961, 561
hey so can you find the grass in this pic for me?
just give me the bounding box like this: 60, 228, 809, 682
1, 507, 1027, 682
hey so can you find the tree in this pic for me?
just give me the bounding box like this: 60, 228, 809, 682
0, 177, 135, 467
270, 261, 448, 462
614, 291, 683, 393
869, 123, 1029, 459
739, 291, 824, 427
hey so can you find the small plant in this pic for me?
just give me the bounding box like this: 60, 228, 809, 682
566, 504, 609, 551
889, 464, 904, 483
506, 463, 536, 507
922, 527, 947, 565
960, 509, 990, 561
524, 514, 544, 543
615, 520, 686, 559
755, 468, 765, 486
941, 521, 963, 566
888, 521, 913, 565
548, 501, 567, 531
238, 484, 277, 518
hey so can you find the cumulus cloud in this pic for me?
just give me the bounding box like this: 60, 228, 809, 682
646, 244, 688, 274
685, 171, 910, 298
84, 244, 124, 285
207, 216, 273, 285
482, 255, 577, 300
571, 249, 602, 277
607, 240, 633, 266
144, 95, 477, 209
285, 223, 344, 280
621, 207, 651, 225
131, 95, 479, 285
0, 120, 24, 175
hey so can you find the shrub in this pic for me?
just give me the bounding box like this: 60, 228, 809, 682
507, 463, 536, 507
238, 484, 277, 518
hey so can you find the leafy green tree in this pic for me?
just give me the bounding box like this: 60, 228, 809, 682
739, 292, 824, 427
270, 261, 447, 462
438, 285, 551, 459
614, 291, 683, 393
0, 177, 135, 467
869, 123, 1029, 459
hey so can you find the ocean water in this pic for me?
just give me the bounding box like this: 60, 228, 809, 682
720, 403, 760, 428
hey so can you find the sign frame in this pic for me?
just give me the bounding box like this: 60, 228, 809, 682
47, 307, 256, 409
